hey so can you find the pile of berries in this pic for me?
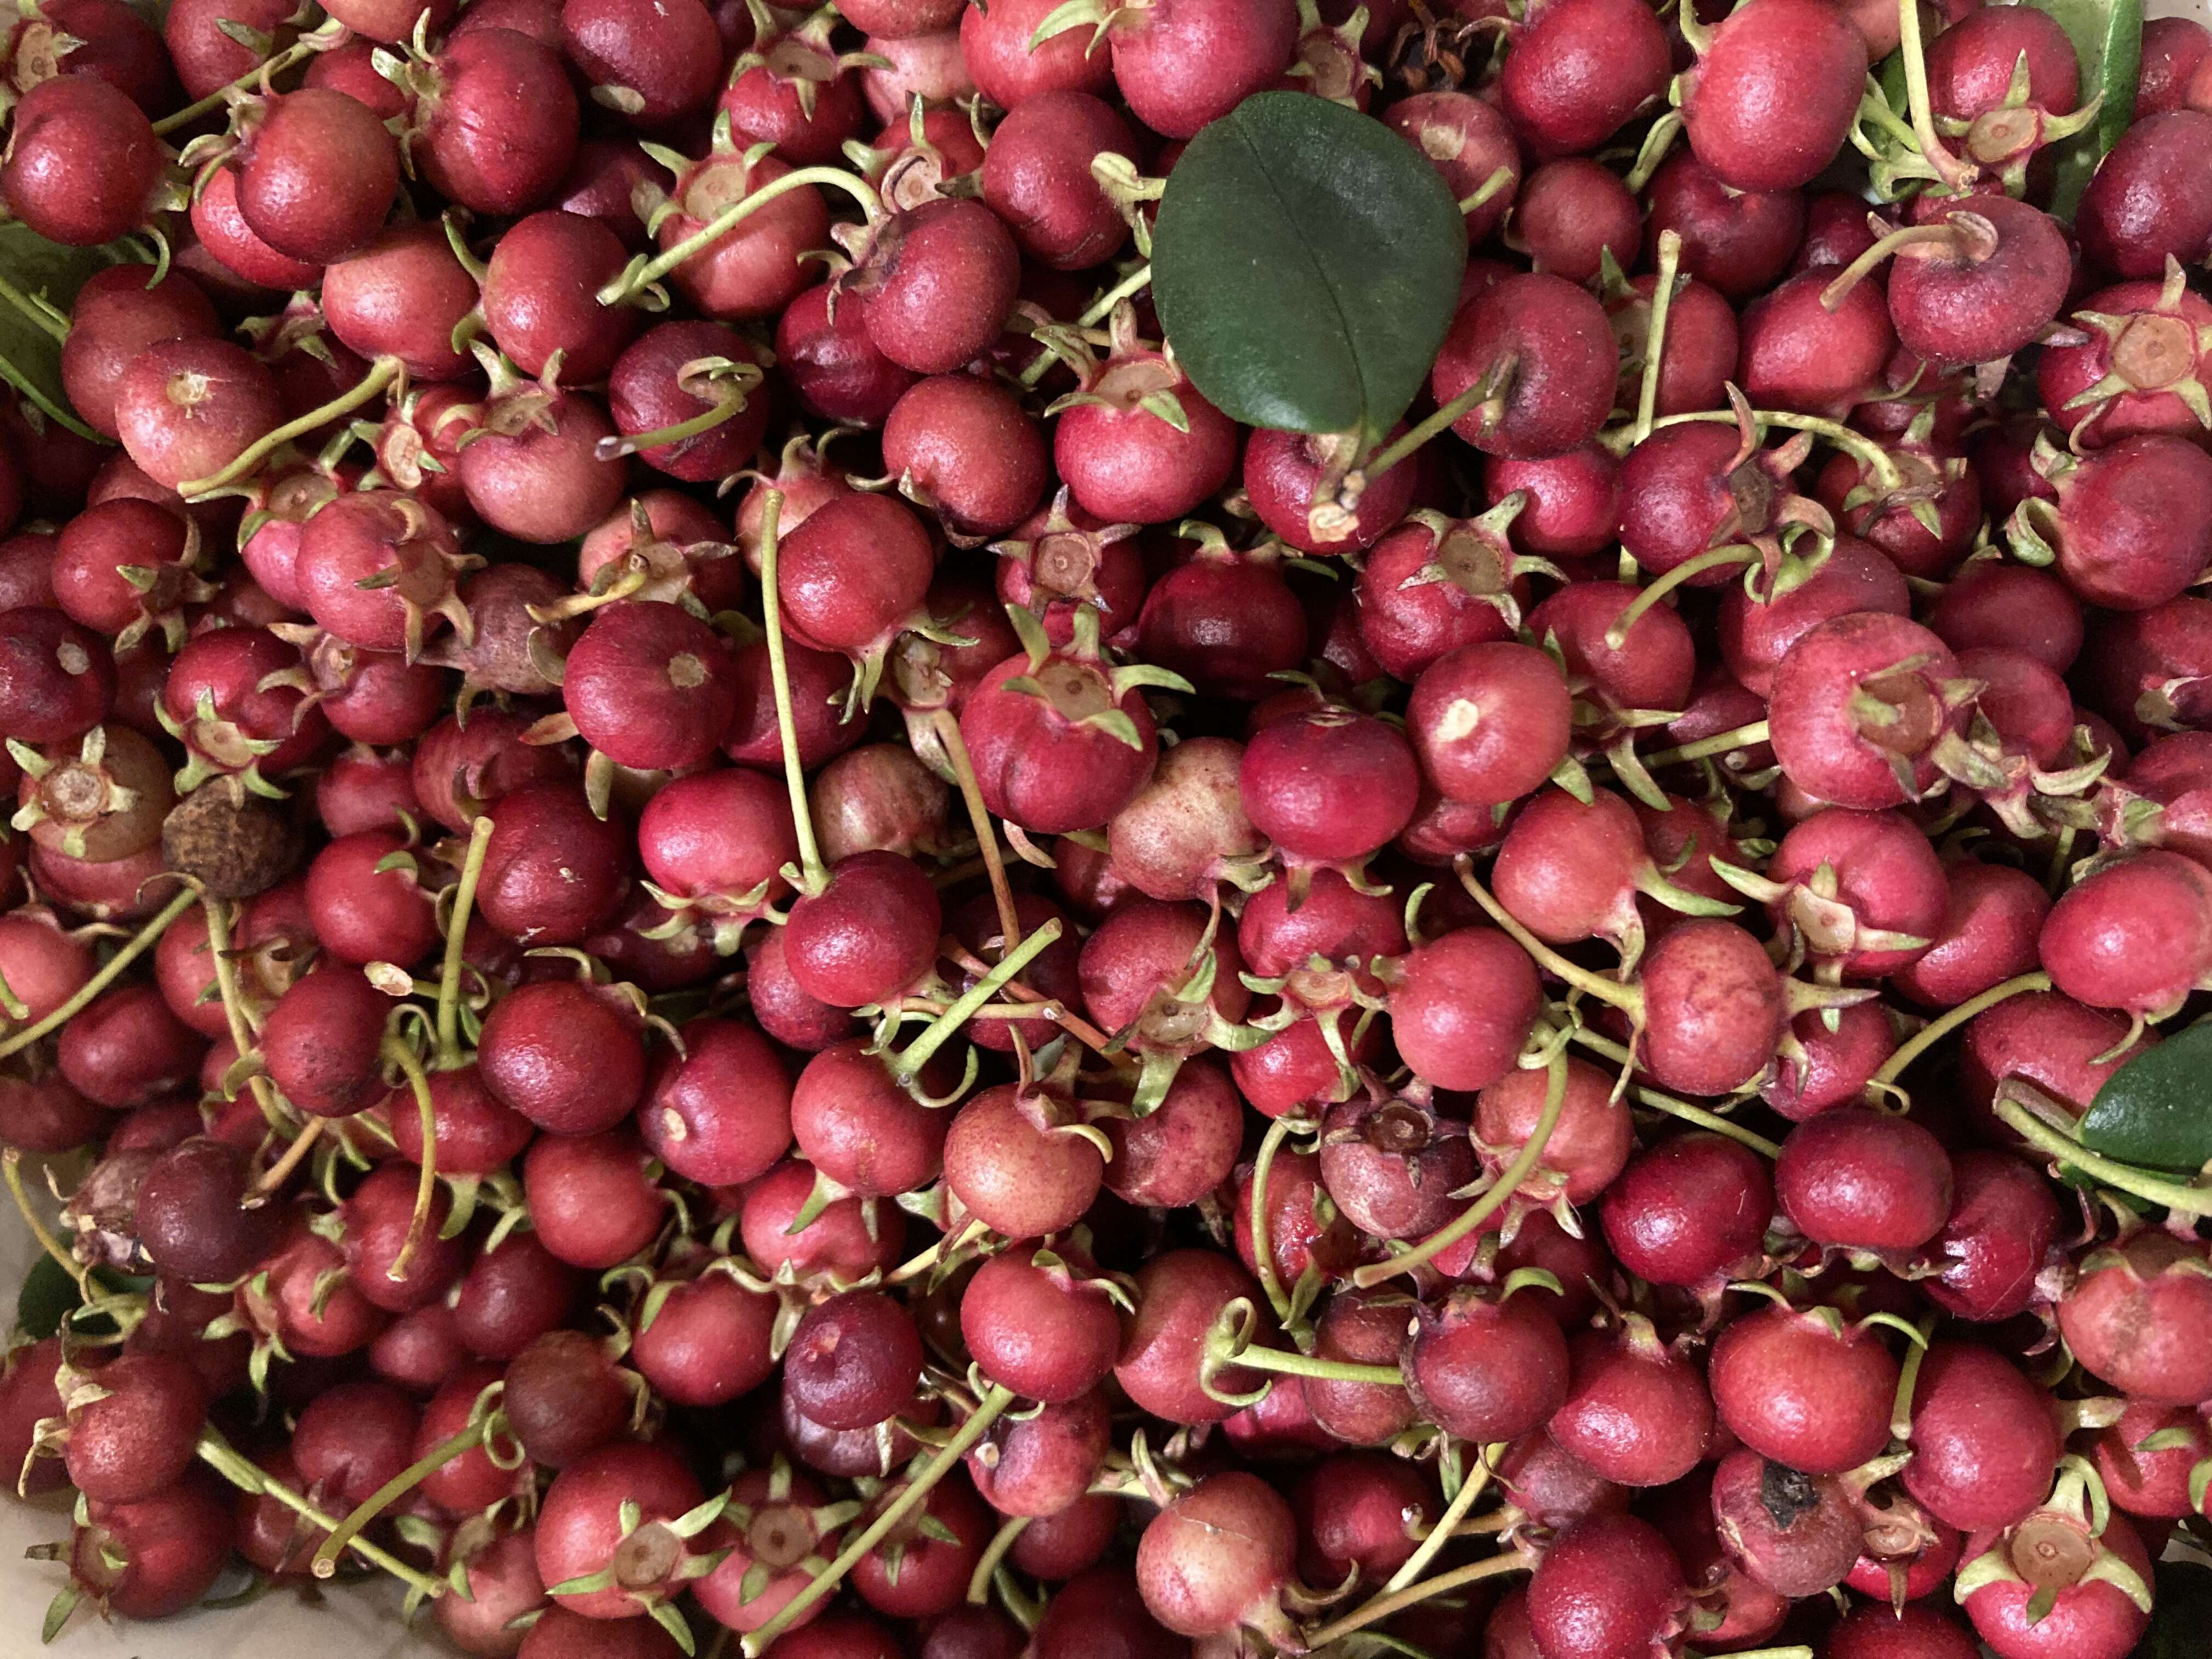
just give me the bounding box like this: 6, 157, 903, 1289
0, 0, 2209, 1655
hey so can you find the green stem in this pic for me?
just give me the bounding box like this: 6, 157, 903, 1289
202, 897, 289, 1130
195, 1427, 446, 1595
0, 887, 195, 1060
1819, 224, 1965, 316
1993, 1098, 2212, 1217
888, 919, 1063, 1083
436, 815, 494, 1068
1383, 1446, 1495, 1594
179, 356, 404, 498
1607, 543, 1758, 647
3, 1149, 92, 1302
1633, 229, 1682, 445
1077, 261, 1151, 330
966, 1513, 1030, 1605
596, 392, 745, 460
1362, 377, 1496, 483
382, 1039, 438, 1280
311, 1418, 489, 1578
1866, 971, 2050, 1097
1355, 1049, 1567, 1288
151, 37, 321, 134
1248, 1114, 1299, 1327
1647, 406, 1902, 494
0, 270, 67, 343
932, 709, 1021, 980
1301, 1552, 1531, 1649
756, 490, 828, 897
742, 1385, 1014, 1656
1229, 1343, 1402, 1387
605, 168, 881, 305
1454, 860, 1640, 1015
1638, 721, 1771, 769
1570, 1027, 1783, 1159
1895, 0, 1973, 191
1457, 165, 1515, 217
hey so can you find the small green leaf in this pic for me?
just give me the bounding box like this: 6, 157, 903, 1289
1151, 92, 1466, 445
15, 1252, 81, 1340
2029, 0, 2142, 220
0, 225, 129, 444
2078, 1015, 2212, 1172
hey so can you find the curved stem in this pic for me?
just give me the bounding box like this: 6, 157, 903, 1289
932, 710, 1020, 975
1569, 1027, 1782, 1158
180, 356, 404, 498
1993, 1099, 2212, 1217
381, 1039, 438, 1280
1895, 0, 1973, 191
1458, 165, 1515, 217
1819, 224, 1964, 315
0, 270, 67, 343
311, 1418, 489, 1577
888, 919, 1063, 1084
1248, 1114, 1299, 1327
1361, 376, 1497, 483
195, 1427, 445, 1595
1633, 229, 1682, 445
595, 392, 744, 461
3, 1149, 91, 1300
1866, 971, 2050, 1097
436, 815, 494, 1069
1648, 406, 1902, 495
966, 1513, 1030, 1605
756, 490, 828, 897
151, 36, 321, 134
202, 898, 285, 1131
1453, 859, 1640, 1015
605, 167, 881, 305
1638, 721, 1771, 769
248, 1117, 323, 1199
1355, 1049, 1567, 1288
0, 887, 196, 1060
742, 1384, 1014, 1656
1301, 1551, 1531, 1649
1229, 1343, 1402, 1387
1383, 1447, 1495, 1594
1607, 543, 1758, 647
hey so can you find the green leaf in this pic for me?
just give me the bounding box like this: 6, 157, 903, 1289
2029, 0, 2142, 221
0, 224, 128, 444
2135, 1560, 2212, 1659
1151, 92, 1466, 446
2078, 1014, 2212, 1172
15, 1252, 81, 1341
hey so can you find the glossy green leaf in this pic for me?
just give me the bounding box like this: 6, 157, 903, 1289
2078, 1014, 2212, 1172
0, 224, 129, 444
2030, 0, 2142, 219
15, 1251, 81, 1341
1151, 92, 1466, 446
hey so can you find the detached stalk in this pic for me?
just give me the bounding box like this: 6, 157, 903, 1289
595, 395, 745, 461
1866, 971, 2050, 1098
202, 898, 285, 1128
1226, 1344, 1401, 1388
0, 887, 196, 1060
436, 815, 495, 1068
757, 491, 828, 899
932, 709, 1021, 974
1355, 1049, 1568, 1288
1569, 1026, 1783, 1158
887, 920, 1063, 1084
1633, 230, 1683, 444
1383, 1447, 1496, 1594
381, 1038, 439, 1280
1078, 262, 1152, 330
179, 356, 405, 498
151, 36, 323, 134
742, 1384, 1015, 1655
603, 168, 881, 305
1646, 405, 1903, 494
311, 1417, 491, 1577
0, 270, 68, 343
3, 1149, 91, 1300
1993, 1098, 2212, 1217
195, 1427, 446, 1596
1361, 377, 1497, 483
1606, 544, 1758, 647
1301, 1552, 1531, 1648
1639, 721, 1771, 769
1248, 1115, 1300, 1327
1895, 0, 1974, 192
248, 1118, 324, 1199
966, 1514, 1031, 1605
